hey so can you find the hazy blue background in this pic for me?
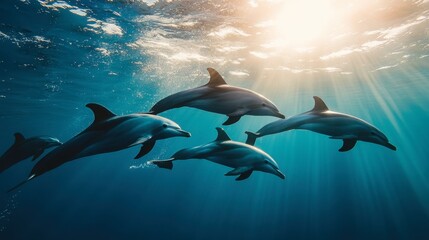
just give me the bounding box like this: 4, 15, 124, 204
1, 0, 429, 239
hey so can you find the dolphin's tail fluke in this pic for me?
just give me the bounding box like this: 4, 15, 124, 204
245, 131, 259, 146
148, 158, 175, 170
7, 174, 36, 193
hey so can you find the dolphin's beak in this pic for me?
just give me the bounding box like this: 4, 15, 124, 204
275, 112, 286, 119
178, 129, 191, 138
275, 168, 286, 179
384, 142, 397, 151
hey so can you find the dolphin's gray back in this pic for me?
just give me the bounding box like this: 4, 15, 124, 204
1, 142, 32, 161
172, 143, 218, 160
77, 118, 155, 157
0, 145, 31, 172
31, 132, 98, 177
171, 141, 270, 169
204, 141, 271, 168
150, 85, 272, 115
37, 115, 157, 166
298, 111, 374, 135
257, 113, 314, 137
185, 85, 270, 114
150, 86, 212, 114
0, 137, 59, 173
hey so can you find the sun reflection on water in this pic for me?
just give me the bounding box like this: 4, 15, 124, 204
129, 0, 428, 86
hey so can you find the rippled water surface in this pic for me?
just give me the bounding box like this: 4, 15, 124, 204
1, 0, 429, 239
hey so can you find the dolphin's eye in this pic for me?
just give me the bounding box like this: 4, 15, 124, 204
162, 124, 168, 128
371, 132, 376, 136
262, 103, 266, 107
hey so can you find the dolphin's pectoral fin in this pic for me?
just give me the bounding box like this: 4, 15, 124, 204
339, 139, 357, 152
215, 127, 231, 141
135, 140, 156, 159
223, 108, 249, 125
329, 135, 358, 152
235, 170, 253, 181
223, 116, 241, 125
149, 158, 174, 170
225, 167, 252, 176
32, 149, 44, 161
245, 131, 260, 146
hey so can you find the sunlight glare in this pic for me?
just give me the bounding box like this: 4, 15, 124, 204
271, 0, 334, 47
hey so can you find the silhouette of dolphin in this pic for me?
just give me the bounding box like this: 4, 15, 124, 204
8, 103, 191, 192
150, 127, 285, 181
246, 96, 396, 152
149, 68, 285, 125
0, 133, 61, 173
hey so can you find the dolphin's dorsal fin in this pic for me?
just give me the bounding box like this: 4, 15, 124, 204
311, 96, 329, 112
86, 103, 116, 124
245, 131, 259, 146
206, 68, 227, 86
14, 132, 25, 144
215, 127, 231, 141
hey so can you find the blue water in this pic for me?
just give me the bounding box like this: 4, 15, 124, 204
1, 0, 429, 239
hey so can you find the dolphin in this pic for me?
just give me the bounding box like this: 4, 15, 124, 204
149, 127, 285, 181
149, 68, 285, 125
245, 96, 396, 152
0, 133, 61, 173
8, 103, 191, 191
